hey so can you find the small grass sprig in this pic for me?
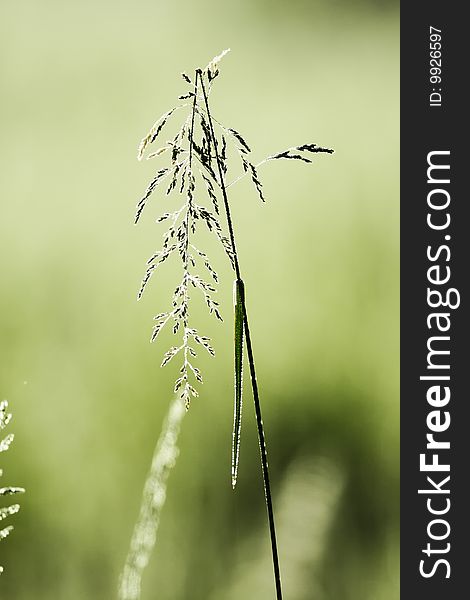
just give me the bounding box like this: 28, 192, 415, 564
119, 397, 186, 600
132, 49, 333, 599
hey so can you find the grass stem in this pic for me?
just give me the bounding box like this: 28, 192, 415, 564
198, 70, 283, 600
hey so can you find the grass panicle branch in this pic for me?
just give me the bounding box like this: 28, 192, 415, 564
127, 49, 333, 599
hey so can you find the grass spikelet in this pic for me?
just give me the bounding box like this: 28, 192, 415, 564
205, 48, 231, 83
137, 107, 179, 161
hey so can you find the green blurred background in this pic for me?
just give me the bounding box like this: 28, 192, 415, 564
1, 0, 398, 598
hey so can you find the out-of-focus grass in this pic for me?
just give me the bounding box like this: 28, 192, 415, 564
0, 0, 398, 598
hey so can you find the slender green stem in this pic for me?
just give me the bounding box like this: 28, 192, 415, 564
188, 77, 198, 170
196, 70, 241, 282
181, 73, 200, 383
239, 282, 283, 600
198, 69, 283, 600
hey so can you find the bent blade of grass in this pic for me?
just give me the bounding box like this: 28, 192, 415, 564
231, 278, 244, 489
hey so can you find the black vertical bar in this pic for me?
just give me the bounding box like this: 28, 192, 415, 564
401, 3, 468, 598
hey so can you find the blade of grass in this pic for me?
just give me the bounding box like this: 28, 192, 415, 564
232, 278, 245, 489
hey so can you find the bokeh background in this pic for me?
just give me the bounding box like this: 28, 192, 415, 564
1, 0, 399, 598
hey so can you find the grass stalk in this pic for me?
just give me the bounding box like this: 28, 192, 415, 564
130, 49, 332, 599
198, 71, 283, 600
